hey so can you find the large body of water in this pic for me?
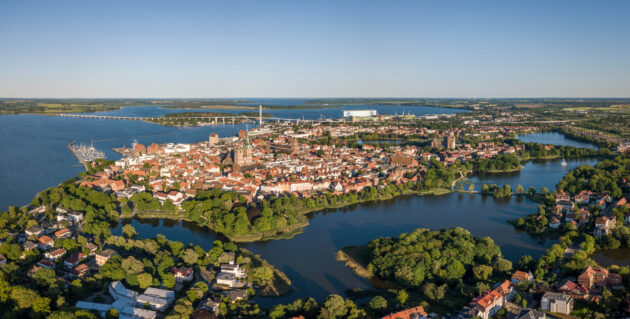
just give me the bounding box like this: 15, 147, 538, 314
90, 104, 466, 121
0, 105, 600, 306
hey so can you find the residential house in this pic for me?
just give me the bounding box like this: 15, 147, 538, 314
557, 280, 588, 295
25, 226, 44, 237
37, 259, 55, 269
574, 190, 592, 204
511, 270, 533, 285
517, 309, 546, 319
197, 297, 220, 313
381, 306, 428, 319
54, 228, 72, 239
167, 190, 186, 206
74, 264, 89, 277
45, 248, 66, 260
38, 235, 55, 250
23, 241, 38, 252
96, 249, 116, 266
223, 289, 247, 302
221, 260, 246, 278
556, 191, 571, 203
84, 242, 98, 255
555, 201, 574, 214
172, 267, 194, 282
466, 281, 514, 319
64, 252, 86, 269
0, 254, 5, 265
540, 292, 573, 315
579, 266, 603, 290
216, 272, 237, 287
594, 216, 616, 237
27, 265, 42, 278
68, 212, 84, 224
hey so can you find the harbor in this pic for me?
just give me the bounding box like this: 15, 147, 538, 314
67, 140, 106, 169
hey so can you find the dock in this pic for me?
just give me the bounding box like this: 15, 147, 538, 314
67, 141, 89, 170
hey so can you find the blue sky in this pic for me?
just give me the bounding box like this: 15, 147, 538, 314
1, 0, 629, 98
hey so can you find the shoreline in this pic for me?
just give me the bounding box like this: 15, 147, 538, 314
336, 246, 396, 289
119, 188, 454, 244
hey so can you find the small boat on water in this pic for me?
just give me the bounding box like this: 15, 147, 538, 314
561, 159, 568, 167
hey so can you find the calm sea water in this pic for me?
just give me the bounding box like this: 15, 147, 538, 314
0, 114, 248, 210
89, 104, 467, 120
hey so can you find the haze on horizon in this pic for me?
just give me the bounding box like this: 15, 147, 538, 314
1, 0, 629, 99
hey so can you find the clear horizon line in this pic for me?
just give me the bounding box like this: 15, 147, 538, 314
2, 96, 630, 100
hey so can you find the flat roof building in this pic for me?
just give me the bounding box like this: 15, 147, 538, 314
342, 110, 378, 118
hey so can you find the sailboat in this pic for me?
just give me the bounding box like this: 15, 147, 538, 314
561, 158, 568, 167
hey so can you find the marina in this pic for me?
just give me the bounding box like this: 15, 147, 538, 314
67, 140, 106, 169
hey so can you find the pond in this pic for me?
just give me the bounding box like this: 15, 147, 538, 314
592, 248, 630, 267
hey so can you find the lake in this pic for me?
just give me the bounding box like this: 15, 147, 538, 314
470, 157, 598, 192
593, 248, 630, 267
112, 191, 551, 305
517, 132, 598, 150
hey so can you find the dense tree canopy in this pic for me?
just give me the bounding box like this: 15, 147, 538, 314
365, 228, 506, 289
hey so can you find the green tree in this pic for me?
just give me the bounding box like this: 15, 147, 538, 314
137, 273, 153, 289
423, 283, 447, 301
121, 256, 144, 275
472, 265, 493, 281
106, 308, 119, 319
518, 255, 535, 271
10, 286, 38, 309
182, 248, 199, 265
493, 257, 513, 272
32, 296, 52, 314
122, 224, 137, 239
540, 187, 549, 195
187, 288, 202, 303
34, 268, 57, 288
368, 295, 387, 312
320, 294, 347, 318
161, 273, 176, 289
396, 289, 408, 306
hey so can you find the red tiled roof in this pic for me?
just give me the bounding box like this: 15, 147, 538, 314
381, 306, 427, 319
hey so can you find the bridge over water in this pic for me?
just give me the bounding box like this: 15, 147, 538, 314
56, 113, 321, 124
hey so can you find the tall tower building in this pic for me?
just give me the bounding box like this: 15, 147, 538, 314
234, 126, 253, 169
259, 104, 263, 127
446, 132, 456, 149
209, 133, 219, 145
